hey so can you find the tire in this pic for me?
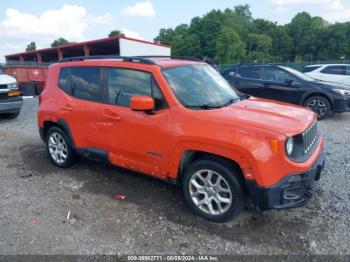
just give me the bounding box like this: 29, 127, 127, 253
45, 126, 75, 168
4, 111, 20, 119
304, 96, 331, 120
182, 156, 245, 223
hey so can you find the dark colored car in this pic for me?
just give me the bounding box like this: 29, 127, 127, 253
221, 64, 350, 119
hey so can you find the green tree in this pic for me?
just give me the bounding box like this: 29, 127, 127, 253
215, 27, 246, 64
247, 33, 273, 62
25, 42, 36, 52
51, 38, 74, 47
108, 30, 125, 37
154, 5, 349, 64
154, 28, 176, 45
287, 12, 327, 61
189, 10, 225, 58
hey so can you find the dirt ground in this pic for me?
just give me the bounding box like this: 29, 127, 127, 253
0, 98, 349, 256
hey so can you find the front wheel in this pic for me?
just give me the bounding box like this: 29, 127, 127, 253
182, 157, 245, 223
304, 96, 331, 120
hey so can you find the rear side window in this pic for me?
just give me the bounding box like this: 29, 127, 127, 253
321, 66, 346, 75
237, 66, 261, 79
106, 68, 167, 109
70, 67, 102, 102
58, 68, 70, 93
303, 66, 321, 73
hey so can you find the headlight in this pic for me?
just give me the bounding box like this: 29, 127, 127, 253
334, 89, 350, 95
7, 82, 17, 89
286, 137, 294, 156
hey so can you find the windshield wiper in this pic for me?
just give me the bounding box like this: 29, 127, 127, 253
186, 104, 223, 110
186, 98, 240, 110
220, 98, 240, 107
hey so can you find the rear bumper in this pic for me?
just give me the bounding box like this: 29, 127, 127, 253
333, 96, 350, 112
0, 97, 23, 113
246, 151, 326, 211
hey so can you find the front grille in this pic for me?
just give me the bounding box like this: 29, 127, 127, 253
302, 121, 318, 154
0, 84, 8, 89
0, 93, 8, 100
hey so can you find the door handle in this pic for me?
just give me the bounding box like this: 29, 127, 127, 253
62, 105, 73, 111
104, 110, 121, 121
105, 114, 121, 121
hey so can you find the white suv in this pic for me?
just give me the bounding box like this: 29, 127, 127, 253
304, 64, 350, 86
0, 68, 23, 118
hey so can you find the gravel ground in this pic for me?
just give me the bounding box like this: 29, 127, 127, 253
0, 97, 349, 256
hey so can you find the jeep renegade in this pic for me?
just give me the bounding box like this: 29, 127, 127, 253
38, 56, 325, 222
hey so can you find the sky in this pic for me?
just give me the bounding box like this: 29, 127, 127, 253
0, 0, 349, 62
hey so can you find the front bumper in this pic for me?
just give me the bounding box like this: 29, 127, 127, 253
0, 96, 23, 113
246, 151, 326, 211
333, 96, 350, 113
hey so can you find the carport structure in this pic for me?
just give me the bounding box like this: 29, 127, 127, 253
5, 36, 171, 63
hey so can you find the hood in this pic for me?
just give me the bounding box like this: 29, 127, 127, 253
197, 97, 315, 137
0, 74, 16, 85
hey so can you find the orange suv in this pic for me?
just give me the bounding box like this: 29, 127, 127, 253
38, 56, 325, 222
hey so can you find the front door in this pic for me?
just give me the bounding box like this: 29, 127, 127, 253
102, 67, 171, 179
261, 66, 304, 105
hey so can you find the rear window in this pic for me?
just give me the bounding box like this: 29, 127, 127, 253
321, 66, 346, 75
70, 67, 102, 102
303, 66, 321, 73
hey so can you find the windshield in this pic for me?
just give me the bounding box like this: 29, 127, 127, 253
163, 64, 240, 109
279, 66, 315, 82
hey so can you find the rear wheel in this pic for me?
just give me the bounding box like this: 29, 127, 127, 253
182, 157, 244, 223
46, 127, 75, 168
304, 96, 331, 120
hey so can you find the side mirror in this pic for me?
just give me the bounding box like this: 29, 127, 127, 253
285, 79, 294, 85
130, 96, 155, 111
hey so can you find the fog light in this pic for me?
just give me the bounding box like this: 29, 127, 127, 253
288, 175, 302, 183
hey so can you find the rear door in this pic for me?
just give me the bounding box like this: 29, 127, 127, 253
320, 65, 348, 84
234, 66, 265, 97
57, 67, 105, 149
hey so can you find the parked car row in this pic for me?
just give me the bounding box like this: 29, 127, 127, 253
37, 56, 326, 223
221, 64, 350, 119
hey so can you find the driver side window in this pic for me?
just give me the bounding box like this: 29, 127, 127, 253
106, 68, 167, 110
262, 67, 299, 84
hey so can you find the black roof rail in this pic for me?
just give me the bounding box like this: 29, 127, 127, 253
237, 63, 283, 67
137, 55, 203, 62
59, 55, 157, 65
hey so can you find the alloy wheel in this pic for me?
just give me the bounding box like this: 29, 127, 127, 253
48, 132, 68, 164
189, 169, 233, 216
306, 99, 327, 118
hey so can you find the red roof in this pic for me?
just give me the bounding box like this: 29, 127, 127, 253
5, 36, 170, 58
